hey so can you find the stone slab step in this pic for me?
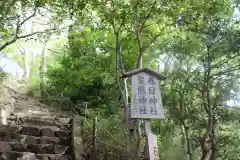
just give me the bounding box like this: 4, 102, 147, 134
11, 112, 71, 119
0, 125, 72, 138
0, 141, 71, 154
0, 151, 72, 160
0, 131, 70, 145
7, 122, 71, 131
7, 116, 72, 127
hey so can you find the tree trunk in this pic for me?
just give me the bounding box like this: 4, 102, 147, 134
18, 47, 29, 83
23, 50, 30, 83
201, 45, 217, 160
135, 2, 144, 160
200, 134, 211, 160
29, 52, 35, 83
39, 35, 51, 99
182, 124, 193, 160
179, 90, 193, 160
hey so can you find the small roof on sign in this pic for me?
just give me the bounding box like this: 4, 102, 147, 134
123, 68, 166, 80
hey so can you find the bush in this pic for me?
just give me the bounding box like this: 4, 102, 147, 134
0, 68, 7, 84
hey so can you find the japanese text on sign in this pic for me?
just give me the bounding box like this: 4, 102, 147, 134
131, 72, 164, 119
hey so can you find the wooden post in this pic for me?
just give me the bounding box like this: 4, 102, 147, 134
92, 117, 97, 160
84, 102, 88, 119
144, 119, 151, 158
80, 118, 84, 137
72, 117, 77, 160
144, 120, 151, 134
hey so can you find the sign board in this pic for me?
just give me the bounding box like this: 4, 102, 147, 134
131, 72, 164, 119
147, 132, 159, 160
124, 104, 139, 130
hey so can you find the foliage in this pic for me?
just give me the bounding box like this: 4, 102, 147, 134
1, 0, 240, 159
0, 68, 7, 84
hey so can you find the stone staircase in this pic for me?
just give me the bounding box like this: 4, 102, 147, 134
0, 113, 73, 160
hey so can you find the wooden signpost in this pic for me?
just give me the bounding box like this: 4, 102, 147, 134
147, 132, 159, 160
123, 68, 166, 160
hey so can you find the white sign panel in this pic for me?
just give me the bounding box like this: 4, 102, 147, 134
131, 72, 164, 119
147, 133, 159, 160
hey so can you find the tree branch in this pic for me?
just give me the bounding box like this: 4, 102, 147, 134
0, 39, 17, 51
19, 9, 37, 26
0, 28, 57, 51
17, 29, 57, 39
0, 8, 38, 51
139, 0, 157, 32
210, 64, 240, 78
211, 54, 240, 69
142, 28, 165, 52
120, 18, 166, 43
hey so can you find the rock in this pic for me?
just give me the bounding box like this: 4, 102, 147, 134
48, 155, 72, 160
39, 137, 59, 144
19, 152, 37, 160
54, 130, 71, 137
21, 126, 40, 136
28, 144, 52, 154
0, 142, 12, 152
59, 137, 71, 146
21, 136, 38, 144
0, 151, 22, 159
1, 131, 22, 142
54, 144, 68, 154
11, 143, 28, 152
57, 118, 71, 124
0, 125, 19, 133
41, 128, 54, 137
35, 155, 49, 160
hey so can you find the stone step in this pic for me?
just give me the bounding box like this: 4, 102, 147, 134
0, 141, 71, 154
0, 131, 71, 145
11, 112, 71, 118
11, 112, 52, 118
7, 115, 72, 127
0, 125, 72, 138
7, 121, 72, 130
0, 151, 72, 160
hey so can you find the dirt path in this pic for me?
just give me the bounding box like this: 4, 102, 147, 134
3, 83, 71, 119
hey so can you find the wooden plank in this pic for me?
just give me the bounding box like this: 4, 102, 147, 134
124, 105, 139, 130
147, 132, 159, 160
130, 72, 164, 119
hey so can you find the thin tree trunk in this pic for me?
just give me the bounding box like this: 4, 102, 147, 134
135, 2, 143, 159
39, 35, 51, 99
18, 47, 29, 83
29, 52, 35, 83
179, 97, 192, 160
29, 21, 35, 83
201, 45, 217, 160
24, 50, 30, 83
182, 123, 193, 160
179, 90, 193, 160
